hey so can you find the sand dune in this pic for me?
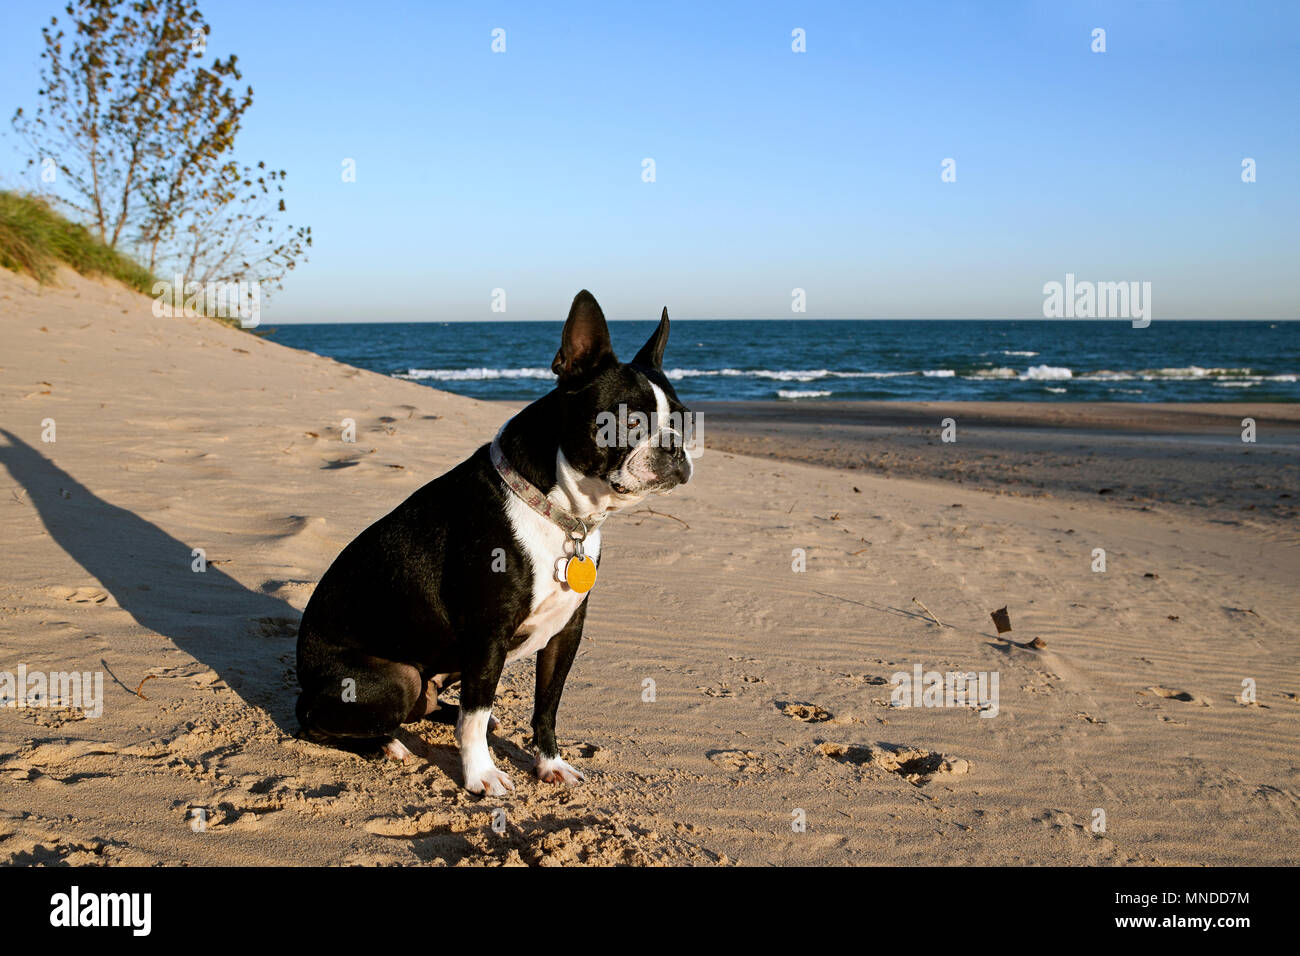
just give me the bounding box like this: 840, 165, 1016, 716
1, 268, 1297, 865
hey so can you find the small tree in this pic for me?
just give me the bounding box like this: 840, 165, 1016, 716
164, 160, 311, 291
12, 0, 308, 291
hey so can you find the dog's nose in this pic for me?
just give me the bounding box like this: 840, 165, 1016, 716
669, 446, 693, 485
649, 442, 691, 488
674, 458, 692, 485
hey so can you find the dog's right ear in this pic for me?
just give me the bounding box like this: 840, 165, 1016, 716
552, 290, 616, 382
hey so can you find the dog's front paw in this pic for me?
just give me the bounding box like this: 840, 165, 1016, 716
534, 753, 585, 786
464, 762, 514, 797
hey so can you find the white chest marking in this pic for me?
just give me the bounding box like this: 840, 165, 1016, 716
501, 490, 600, 665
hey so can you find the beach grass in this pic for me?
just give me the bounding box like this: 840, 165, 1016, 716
0, 190, 155, 295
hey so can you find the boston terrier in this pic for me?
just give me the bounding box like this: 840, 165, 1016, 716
295, 291, 693, 796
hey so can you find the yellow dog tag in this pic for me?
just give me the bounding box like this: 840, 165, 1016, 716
565, 554, 597, 593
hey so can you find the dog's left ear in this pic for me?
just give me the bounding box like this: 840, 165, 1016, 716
632, 307, 670, 370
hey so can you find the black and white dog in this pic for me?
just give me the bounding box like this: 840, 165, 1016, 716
295, 291, 693, 796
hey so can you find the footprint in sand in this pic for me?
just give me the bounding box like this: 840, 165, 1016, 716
0, 838, 110, 866
259, 579, 316, 603
707, 749, 790, 775
818, 742, 970, 786
368, 807, 704, 866
253, 616, 300, 638
838, 674, 890, 686
779, 701, 833, 722
47, 585, 111, 605
1142, 686, 1210, 706
11, 708, 87, 729
365, 811, 450, 838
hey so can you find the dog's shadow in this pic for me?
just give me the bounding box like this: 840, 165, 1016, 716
0, 429, 301, 731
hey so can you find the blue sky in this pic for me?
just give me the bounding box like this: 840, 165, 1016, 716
2, 0, 1297, 321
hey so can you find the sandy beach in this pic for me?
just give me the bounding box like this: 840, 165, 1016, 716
2, 267, 1298, 866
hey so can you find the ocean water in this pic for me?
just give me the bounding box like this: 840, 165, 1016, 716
271, 320, 1299, 403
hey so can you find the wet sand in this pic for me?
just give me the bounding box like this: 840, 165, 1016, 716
693, 401, 1300, 531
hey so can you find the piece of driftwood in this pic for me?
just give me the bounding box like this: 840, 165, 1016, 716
627, 508, 690, 530
912, 596, 946, 628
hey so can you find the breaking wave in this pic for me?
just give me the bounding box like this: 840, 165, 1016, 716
777, 389, 833, 399
395, 364, 1297, 389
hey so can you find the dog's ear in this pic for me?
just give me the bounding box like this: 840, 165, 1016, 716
553, 290, 616, 381
632, 307, 670, 370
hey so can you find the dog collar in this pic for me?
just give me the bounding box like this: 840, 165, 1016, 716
489, 440, 605, 541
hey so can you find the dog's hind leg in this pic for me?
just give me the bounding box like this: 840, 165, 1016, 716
297, 653, 423, 760
404, 672, 458, 722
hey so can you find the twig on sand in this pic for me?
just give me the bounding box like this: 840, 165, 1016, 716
911, 596, 947, 628
134, 674, 157, 700
627, 508, 690, 530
